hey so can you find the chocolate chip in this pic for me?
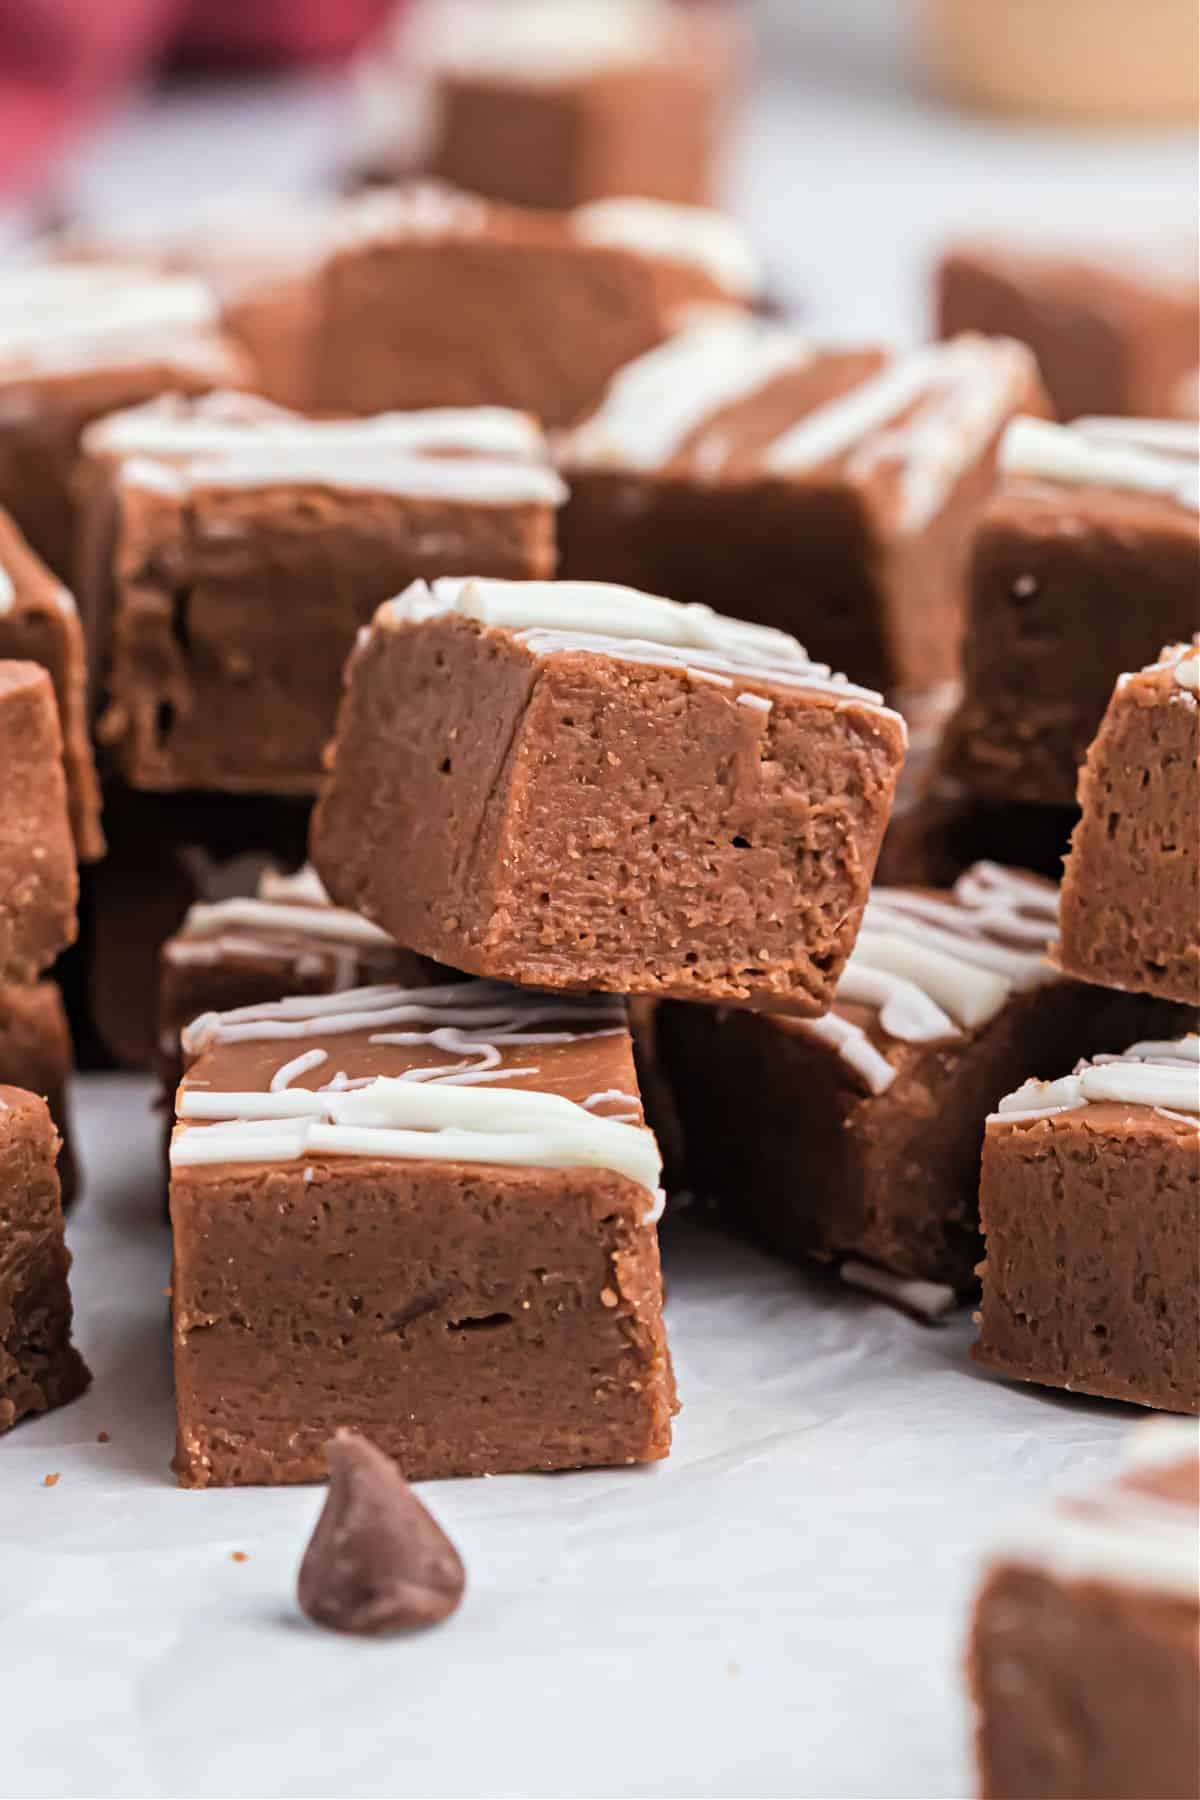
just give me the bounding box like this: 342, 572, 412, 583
297, 1431, 465, 1636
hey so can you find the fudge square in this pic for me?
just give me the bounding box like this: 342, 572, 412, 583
307, 183, 760, 425
313, 577, 907, 1012
975, 1036, 1200, 1413
1056, 641, 1199, 1007
0, 508, 103, 860
0, 263, 248, 581
0, 663, 77, 986
351, 0, 740, 212
558, 314, 1044, 701
969, 1419, 1199, 1800
939, 416, 1200, 808
0, 983, 77, 1209
169, 980, 674, 1485
0, 1085, 89, 1433
158, 863, 444, 1099
937, 236, 1200, 422
89, 395, 565, 793
655, 863, 1190, 1290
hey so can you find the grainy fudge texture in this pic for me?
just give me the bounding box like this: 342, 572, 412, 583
159, 863, 443, 1096
1056, 642, 1199, 1006
308, 183, 759, 425
86, 787, 311, 1068
939, 416, 1200, 808
937, 239, 1200, 421
170, 981, 674, 1485
656, 863, 1189, 1289
313, 577, 907, 1012
0, 1085, 88, 1432
559, 314, 1043, 700
0, 983, 77, 1207
976, 1037, 1200, 1412
0, 662, 77, 986
0, 264, 247, 580
351, 0, 740, 211
969, 1419, 1200, 1800
0, 509, 102, 859
85, 394, 564, 791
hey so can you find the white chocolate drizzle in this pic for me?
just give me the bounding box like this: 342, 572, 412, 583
172, 980, 660, 1210
764, 335, 1032, 528
384, 577, 900, 715
0, 565, 13, 616
1000, 415, 1200, 510
990, 1035, 1200, 1126
839, 1259, 958, 1320
179, 897, 395, 953
558, 313, 811, 472
0, 266, 230, 376
399, 0, 677, 84
570, 197, 760, 300
795, 863, 1059, 1082
987, 1419, 1199, 1601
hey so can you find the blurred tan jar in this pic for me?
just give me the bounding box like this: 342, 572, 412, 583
924, 0, 1199, 124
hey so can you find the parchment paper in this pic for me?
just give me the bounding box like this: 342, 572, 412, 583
1, 1074, 1138, 1800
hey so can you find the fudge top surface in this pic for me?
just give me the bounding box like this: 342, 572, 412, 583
997, 414, 1200, 518
327, 181, 760, 303
560, 313, 1035, 524
379, 0, 705, 85
173, 978, 662, 1205
988, 1033, 1200, 1136
378, 575, 905, 721
0, 264, 239, 381
940, 230, 1199, 299
786, 861, 1061, 1097
986, 1418, 1199, 1602
90, 389, 565, 508
165, 864, 400, 971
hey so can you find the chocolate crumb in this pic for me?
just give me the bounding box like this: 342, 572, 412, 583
96, 1431, 110, 1444
298, 1430, 465, 1636
231, 1551, 248, 1564
42, 1472, 60, 1488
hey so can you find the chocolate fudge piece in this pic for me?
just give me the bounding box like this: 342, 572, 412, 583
655, 863, 1189, 1289
313, 577, 907, 1012
159, 863, 443, 1095
1056, 641, 1199, 1006
0, 264, 249, 581
558, 313, 1044, 699
937, 238, 1200, 422
969, 1419, 1200, 1800
0, 662, 77, 986
351, 0, 740, 212
976, 1036, 1200, 1412
0, 1085, 89, 1432
308, 183, 759, 425
86, 393, 564, 792
170, 980, 674, 1484
0, 508, 102, 859
86, 787, 312, 1068
0, 983, 77, 1208
939, 417, 1200, 807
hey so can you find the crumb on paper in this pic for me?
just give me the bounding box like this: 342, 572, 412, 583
96, 1430, 110, 1444
42, 1472, 61, 1488
231, 1550, 249, 1564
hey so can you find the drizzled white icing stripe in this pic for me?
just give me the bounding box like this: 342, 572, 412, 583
179, 898, 394, 952
257, 864, 329, 905
385, 577, 898, 713
270, 1048, 328, 1091
792, 1012, 897, 1096
84, 394, 548, 464
987, 1422, 1199, 1600
764, 337, 1027, 524
0, 566, 13, 616
123, 449, 565, 507
0, 269, 222, 372
560, 314, 811, 471
402, 0, 676, 83
1000, 415, 1200, 510
181, 978, 623, 1056
570, 197, 760, 300
990, 1035, 1200, 1125
839, 1259, 958, 1320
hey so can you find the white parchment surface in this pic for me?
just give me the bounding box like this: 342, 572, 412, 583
0, 1074, 1142, 1800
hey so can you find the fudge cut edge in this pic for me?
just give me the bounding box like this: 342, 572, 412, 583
974, 1112, 1200, 1413
0, 661, 79, 986
171, 1156, 675, 1487
312, 611, 906, 1012
0, 1085, 89, 1432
